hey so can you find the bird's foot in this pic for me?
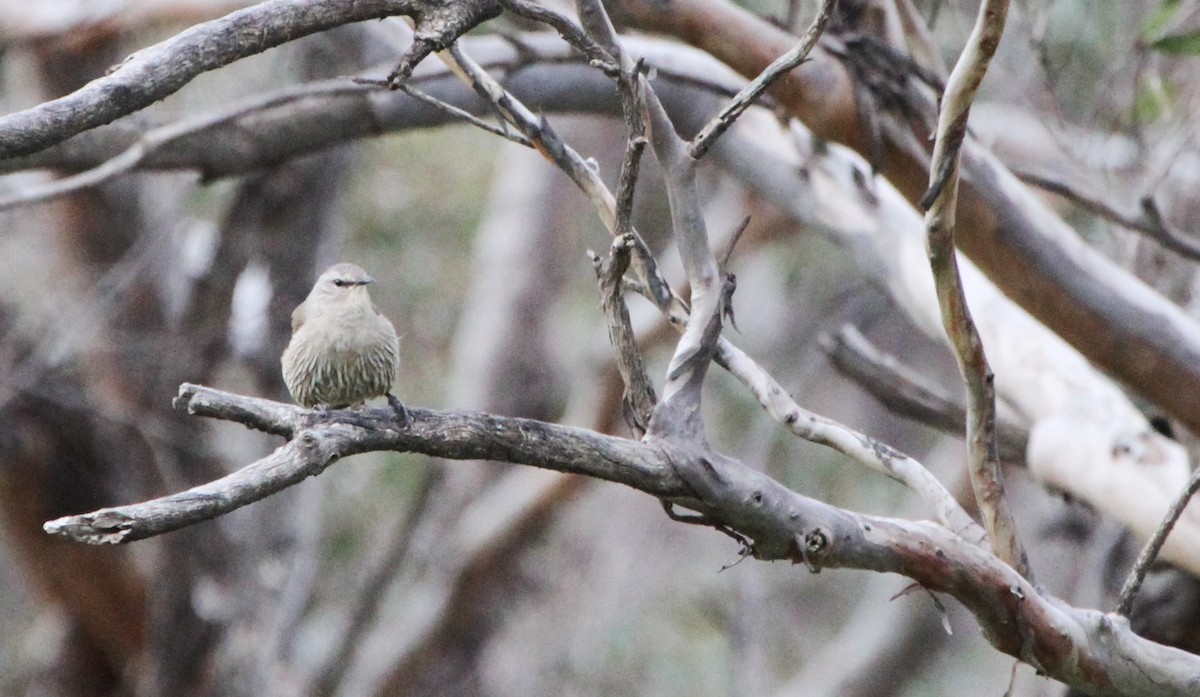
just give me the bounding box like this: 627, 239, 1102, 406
387, 393, 412, 429
301, 403, 334, 428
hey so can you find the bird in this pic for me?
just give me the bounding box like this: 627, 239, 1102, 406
281, 262, 410, 425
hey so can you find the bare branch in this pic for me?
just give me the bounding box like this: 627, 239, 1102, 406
41, 383, 1200, 696
437, 40, 682, 316
643, 84, 724, 411
714, 338, 986, 543
821, 324, 1028, 464
357, 77, 533, 147
688, 0, 837, 160
922, 0, 1031, 578
591, 236, 658, 436
495, 0, 650, 248
0, 83, 378, 211
1116, 460, 1200, 616
1017, 168, 1200, 263
43, 384, 673, 545
441, 44, 617, 226
0, 0, 421, 159
497, 0, 618, 74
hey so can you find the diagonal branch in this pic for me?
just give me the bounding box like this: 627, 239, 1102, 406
1116, 459, 1200, 616
0, 0, 421, 159
822, 324, 1028, 464
1016, 169, 1200, 263
358, 77, 533, 147
921, 0, 1030, 578
688, 0, 837, 160
435, 40, 681, 313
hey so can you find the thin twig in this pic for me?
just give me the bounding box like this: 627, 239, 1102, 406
1115, 460, 1200, 616
922, 0, 1030, 578
497, 0, 619, 74
721, 215, 751, 269
612, 58, 649, 238
438, 40, 680, 314
443, 43, 618, 226
821, 324, 1028, 463
590, 235, 658, 435
688, 0, 837, 160
355, 77, 533, 147
1017, 169, 1200, 262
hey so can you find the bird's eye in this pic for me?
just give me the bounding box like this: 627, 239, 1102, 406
333, 279, 348, 287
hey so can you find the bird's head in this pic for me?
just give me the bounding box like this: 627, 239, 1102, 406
310, 262, 375, 306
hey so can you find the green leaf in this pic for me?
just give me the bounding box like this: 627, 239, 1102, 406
1151, 29, 1200, 55
1142, 0, 1182, 42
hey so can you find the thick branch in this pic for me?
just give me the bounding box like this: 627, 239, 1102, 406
43, 383, 1200, 696
643, 87, 722, 412
0, 0, 423, 159
43, 384, 671, 544
922, 0, 1030, 578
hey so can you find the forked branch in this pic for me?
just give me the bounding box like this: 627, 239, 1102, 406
40, 384, 1200, 697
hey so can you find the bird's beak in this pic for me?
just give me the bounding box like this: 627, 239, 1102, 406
360, 276, 375, 285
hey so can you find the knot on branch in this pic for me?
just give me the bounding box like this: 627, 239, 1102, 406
387, 0, 503, 84
793, 527, 831, 573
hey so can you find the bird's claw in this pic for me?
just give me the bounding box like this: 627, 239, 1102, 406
301, 403, 334, 427
387, 393, 412, 429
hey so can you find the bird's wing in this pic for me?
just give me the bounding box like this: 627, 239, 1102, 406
291, 302, 306, 334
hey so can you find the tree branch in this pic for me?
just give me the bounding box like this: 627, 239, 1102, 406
642, 82, 724, 415
1116, 460, 1200, 616
591, 235, 658, 436
921, 0, 1030, 578
43, 384, 673, 545
688, 0, 836, 160
0, 0, 426, 159
41, 383, 1200, 696
1016, 168, 1200, 263
821, 324, 1028, 464
0, 83, 381, 211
